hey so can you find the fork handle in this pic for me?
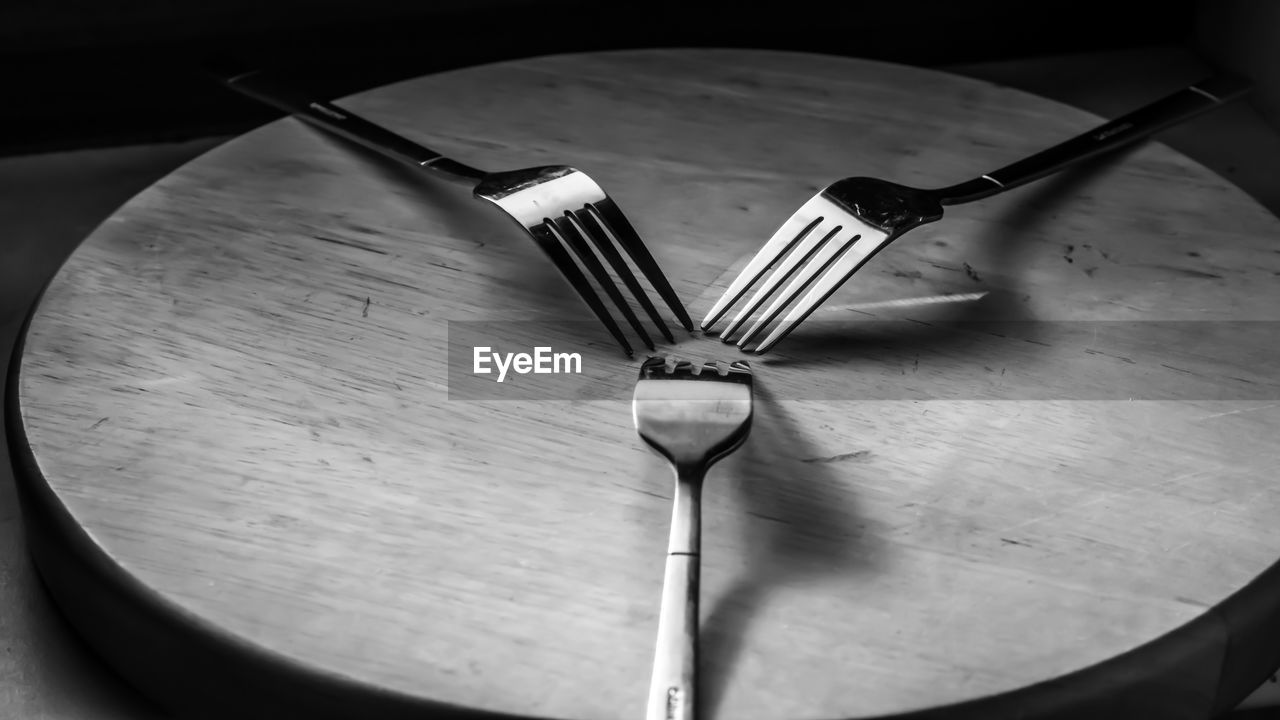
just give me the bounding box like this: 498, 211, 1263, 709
219, 67, 489, 184
647, 477, 701, 720
933, 73, 1252, 205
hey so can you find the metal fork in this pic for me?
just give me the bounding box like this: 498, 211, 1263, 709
219, 67, 693, 356
633, 356, 754, 720
702, 74, 1252, 353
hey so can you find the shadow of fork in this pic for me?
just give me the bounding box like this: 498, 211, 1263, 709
697, 382, 887, 718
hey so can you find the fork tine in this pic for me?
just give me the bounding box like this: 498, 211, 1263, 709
526, 222, 634, 356
588, 198, 694, 332
736, 229, 863, 348
548, 213, 656, 351
639, 354, 669, 378
701, 211, 821, 330
574, 207, 676, 344
718, 220, 839, 341
750, 229, 896, 353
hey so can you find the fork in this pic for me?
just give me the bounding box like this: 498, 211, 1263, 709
633, 356, 754, 720
218, 66, 693, 356
702, 74, 1252, 353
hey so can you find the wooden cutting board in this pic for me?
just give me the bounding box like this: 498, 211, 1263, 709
9, 49, 1280, 720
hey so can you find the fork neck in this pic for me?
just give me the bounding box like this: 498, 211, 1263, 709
420, 157, 489, 183
930, 177, 1005, 206
674, 464, 707, 488
668, 472, 703, 556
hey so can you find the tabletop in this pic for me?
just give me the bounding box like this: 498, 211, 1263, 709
9, 48, 1280, 720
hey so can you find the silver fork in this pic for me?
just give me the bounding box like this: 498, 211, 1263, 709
220, 67, 693, 356
633, 356, 754, 720
703, 74, 1252, 353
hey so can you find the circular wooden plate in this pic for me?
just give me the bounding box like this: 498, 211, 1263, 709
10, 49, 1280, 719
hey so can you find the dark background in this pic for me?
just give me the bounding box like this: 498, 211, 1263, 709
0, 0, 1221, 156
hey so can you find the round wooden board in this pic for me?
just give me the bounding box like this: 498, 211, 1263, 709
10, 49, 1280, 720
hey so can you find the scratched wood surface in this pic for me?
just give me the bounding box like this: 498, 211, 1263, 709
10, 49, 1280, 719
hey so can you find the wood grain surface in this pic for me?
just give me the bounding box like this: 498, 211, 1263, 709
9, 49, 1280, 720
